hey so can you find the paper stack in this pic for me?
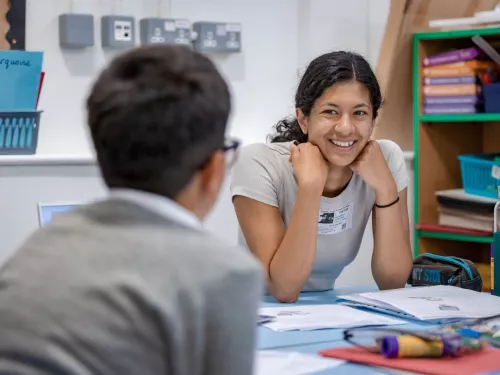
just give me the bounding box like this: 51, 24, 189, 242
258, 304, 405, 332
339, 285, 500, 322
435, 189, 498, 233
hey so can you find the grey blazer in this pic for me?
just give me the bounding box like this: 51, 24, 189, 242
0, 199, 263, 375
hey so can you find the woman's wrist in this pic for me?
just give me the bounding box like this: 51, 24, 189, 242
374, 182, 398, 206
297, 180, 324, 197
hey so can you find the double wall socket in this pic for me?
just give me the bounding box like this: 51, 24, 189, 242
192, 22, 241, 53
140, 18, 191, 46
59, 14, 95, 49
101, 15, 135, 49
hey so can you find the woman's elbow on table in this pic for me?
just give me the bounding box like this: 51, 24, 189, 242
268, 281, 301, 303
272, 290, 300, 304
374, 265, 412, 290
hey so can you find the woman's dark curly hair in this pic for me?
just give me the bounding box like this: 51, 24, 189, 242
269, 51, 382, 143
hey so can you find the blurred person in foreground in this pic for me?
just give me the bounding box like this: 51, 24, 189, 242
0, 45, 262, 375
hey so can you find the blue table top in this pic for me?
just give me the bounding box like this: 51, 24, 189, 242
257, 285, 431, 374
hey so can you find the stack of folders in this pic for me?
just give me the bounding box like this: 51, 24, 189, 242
422, 47, 496, 114
338, 285, 500, 324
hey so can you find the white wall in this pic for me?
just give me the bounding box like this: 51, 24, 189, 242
297, 0, 390, 71
28, 0, 301, 155
0, 162, 106, 264
0, 0, 405, 287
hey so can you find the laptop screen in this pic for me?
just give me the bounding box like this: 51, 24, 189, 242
37, 203, 82, 227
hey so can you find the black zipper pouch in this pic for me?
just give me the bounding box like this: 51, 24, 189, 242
407, 253, 483, 292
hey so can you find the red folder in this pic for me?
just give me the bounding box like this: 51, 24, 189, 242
320, 346, 500, 375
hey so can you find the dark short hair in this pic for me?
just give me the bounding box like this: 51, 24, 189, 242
87, 45, 231, 198
269, 51, 382, 143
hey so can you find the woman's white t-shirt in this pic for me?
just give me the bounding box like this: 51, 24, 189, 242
230, 139, 409, 292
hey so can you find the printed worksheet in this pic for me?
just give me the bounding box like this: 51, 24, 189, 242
258, 304, 405, 331
360, 285, 500, 320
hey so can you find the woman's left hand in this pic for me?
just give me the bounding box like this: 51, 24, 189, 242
349, 141, 397, 203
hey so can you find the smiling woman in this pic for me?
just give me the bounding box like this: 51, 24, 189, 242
230, 51, 413, 303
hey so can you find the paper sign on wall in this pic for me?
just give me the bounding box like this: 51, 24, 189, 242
0, 50, 43, 111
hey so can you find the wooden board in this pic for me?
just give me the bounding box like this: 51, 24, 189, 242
418, 122, 483, 224
483, 122, 500, 153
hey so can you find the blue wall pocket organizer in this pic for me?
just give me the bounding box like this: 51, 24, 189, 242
0, 110, 41, 155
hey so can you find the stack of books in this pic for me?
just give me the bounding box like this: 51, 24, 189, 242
435, 189, 498, 233
422, 47, 494, 114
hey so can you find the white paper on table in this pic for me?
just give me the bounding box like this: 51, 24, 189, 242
253, 350, 344, 375
361, 285, 500, 320
258, 304, 405, 331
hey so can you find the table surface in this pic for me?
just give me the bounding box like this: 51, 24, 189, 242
257, 285, 432, 374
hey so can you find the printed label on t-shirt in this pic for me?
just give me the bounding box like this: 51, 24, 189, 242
317, 203, 353, 235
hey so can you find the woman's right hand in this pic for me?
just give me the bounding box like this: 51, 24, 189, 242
289, 141, 328, 192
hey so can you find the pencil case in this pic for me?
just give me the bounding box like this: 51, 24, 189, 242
407, 253, 482, 292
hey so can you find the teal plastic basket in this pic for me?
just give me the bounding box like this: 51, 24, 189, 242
0, 111, 41, 155
458, 153, 500, 199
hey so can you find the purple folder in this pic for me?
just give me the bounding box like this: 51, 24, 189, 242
423, 76, 477, 85
424, 95, 482, 105
423, 47, 483, 67
423, 104, 480, 114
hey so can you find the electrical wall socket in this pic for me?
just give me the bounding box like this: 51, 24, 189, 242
140, 18, 191, 46
101, 15, 135, 49
114, 20, 133, 42
59, 14, 95, 49
192, 22, 241, 53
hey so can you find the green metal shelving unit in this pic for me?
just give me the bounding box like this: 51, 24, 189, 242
413, 27, 500, 292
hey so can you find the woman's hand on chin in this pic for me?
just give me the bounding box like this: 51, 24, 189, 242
349, 140, 397, 204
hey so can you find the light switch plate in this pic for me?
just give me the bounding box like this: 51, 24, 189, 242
101, 15, 135, 49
